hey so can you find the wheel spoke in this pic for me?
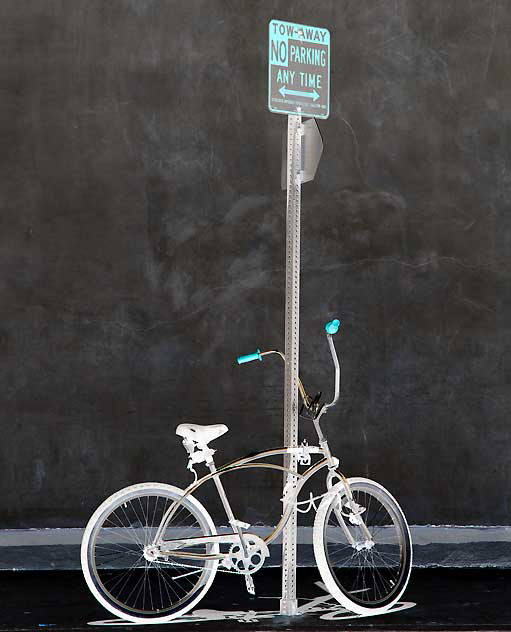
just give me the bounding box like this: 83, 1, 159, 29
85, 488, 216, 619
320, 483, 410, 608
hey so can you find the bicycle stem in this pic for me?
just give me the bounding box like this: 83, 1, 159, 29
261, 340, 342, 476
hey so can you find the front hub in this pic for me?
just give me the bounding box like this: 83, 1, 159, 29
353, 540, 375, 552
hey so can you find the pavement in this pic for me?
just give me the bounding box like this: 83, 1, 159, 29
0, 568, 509, 631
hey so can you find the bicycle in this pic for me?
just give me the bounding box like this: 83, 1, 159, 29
81, 319, 412, 623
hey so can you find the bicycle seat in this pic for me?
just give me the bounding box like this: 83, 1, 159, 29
175, 423, 228, 446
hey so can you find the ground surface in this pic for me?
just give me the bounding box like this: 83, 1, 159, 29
0, 569, 509, 631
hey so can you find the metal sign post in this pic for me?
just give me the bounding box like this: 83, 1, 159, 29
268, 19, 330, 617
280, 113, 302, 616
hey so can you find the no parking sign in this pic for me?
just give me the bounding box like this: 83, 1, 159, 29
268, 19, 330, 118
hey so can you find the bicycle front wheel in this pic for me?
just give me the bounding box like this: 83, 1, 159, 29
81, 482, 218, 623
313, 477, 412, 616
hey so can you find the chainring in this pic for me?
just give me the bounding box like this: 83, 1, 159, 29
224, 536, 266, 575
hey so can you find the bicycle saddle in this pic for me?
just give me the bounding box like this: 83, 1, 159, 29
175, 423, 228, 446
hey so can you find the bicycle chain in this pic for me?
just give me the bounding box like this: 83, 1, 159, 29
154, 558, 254, 576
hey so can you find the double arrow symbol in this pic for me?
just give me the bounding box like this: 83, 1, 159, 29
279, 85, 320, 101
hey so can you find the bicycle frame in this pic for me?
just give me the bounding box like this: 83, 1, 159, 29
150, 444, 367, 561
149, 328, 373, 563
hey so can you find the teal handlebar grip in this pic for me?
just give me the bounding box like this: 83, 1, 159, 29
237, 349, 262, 365
325, 319, 341, 335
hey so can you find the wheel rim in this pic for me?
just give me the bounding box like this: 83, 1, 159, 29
322, 483, 410, 607
87, 489, 216, 618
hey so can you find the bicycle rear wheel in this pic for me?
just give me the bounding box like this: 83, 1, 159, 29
81, 483, 218, 623
313, 477, 412, 615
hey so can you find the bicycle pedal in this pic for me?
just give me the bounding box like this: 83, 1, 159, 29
244, 574, 255, 595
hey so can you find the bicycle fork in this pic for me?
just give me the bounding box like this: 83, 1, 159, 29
316, 413, 373, 550
327, 472, 374, 551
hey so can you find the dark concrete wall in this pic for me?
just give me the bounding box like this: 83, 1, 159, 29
0, 0, 509, 528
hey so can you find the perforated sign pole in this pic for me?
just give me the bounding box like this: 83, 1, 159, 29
268, 18, 329, 617
280, 113, 302, 616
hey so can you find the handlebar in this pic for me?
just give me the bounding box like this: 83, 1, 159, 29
236, 317, 341, 413
325, 318, 341, 334
322, 317, 341, 410
237, 349, 262, 364
323, 333, 340, 410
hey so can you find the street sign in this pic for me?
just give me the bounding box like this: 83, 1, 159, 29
268, 19, 330, 119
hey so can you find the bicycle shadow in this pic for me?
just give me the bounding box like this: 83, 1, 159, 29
89, 581, 416, 626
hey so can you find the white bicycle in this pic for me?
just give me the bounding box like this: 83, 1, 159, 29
81, 319, 412, 623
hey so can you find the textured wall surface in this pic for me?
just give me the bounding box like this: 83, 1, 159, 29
0, 0, 509, 528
